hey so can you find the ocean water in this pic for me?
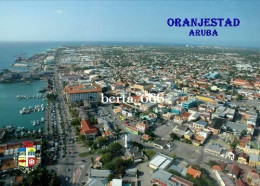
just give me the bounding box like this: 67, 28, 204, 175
0, 81, 46, 130
0, 42, 64, 129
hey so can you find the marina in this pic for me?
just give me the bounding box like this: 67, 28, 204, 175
31, 117, 45, 126
0, 81, 46, 130
17, 93, 45, 100
19, 104, 45, 114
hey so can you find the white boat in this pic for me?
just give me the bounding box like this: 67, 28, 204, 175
41, 117, 45, 122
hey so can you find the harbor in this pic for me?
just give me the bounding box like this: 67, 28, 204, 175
17, 93, 45, 100
19, 104, 45, 114
0, 81, 46, 130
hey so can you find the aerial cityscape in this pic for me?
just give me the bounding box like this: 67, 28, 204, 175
0, 1, 259, 186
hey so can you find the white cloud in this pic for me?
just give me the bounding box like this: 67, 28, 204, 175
55, 9, 65, 15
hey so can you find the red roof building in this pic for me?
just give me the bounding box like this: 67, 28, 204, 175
186, 166, 202, 178
80, 119, 98, 139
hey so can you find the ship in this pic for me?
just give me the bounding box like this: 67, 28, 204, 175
38, 88, 47, 93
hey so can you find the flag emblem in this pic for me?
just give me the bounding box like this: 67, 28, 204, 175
17, 144, 37, 167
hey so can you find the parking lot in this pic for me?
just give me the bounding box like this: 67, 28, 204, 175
154, 124, 174, 140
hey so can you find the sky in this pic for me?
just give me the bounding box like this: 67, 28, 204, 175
0, 0, 259, 47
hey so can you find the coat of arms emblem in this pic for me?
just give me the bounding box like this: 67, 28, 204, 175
17, 141, 37, 167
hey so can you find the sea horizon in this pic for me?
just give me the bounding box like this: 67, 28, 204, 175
0, 40, 259, 50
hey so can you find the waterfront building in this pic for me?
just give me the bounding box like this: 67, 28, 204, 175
64, 84, 102, 102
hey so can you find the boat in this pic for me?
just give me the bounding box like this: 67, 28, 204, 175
39, 88, 47, 93
40, 117, 45, 123
20, 107, 26, 114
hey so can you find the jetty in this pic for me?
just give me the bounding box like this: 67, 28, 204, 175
19, 104, 45, 114
17, 94, 45, 100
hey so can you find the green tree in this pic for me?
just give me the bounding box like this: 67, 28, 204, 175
240, 130, 247, 137
97, 137, 108, 146
230, 139, 239, 149
78, 134, 86, 142
145, 131, 156, 138
144, 150, 156, 160
107, 142, 123, 154
101, 152, 113, 164
22, 168, 60, 186
89, 116, 95, 124
107, 174, 114, 182
70, 117, 80, 126
170, 133, 180, 141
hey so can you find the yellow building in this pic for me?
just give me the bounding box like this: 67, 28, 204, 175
196, 95, 215, 102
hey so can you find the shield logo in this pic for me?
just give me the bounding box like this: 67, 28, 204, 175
17, 146, 37, 167
28, 157, 37, 167
18, 157, 26, 167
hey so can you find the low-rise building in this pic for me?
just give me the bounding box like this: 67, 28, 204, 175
249, 154, 260, 168
136, 123, 149, 133
152, 169, 193, 186
186, 166, 201, 178
215, 170, 235, 186
149, 153, 173, 170
80, 119, 98, 139
205, 144, 223, 156
193, 120, 207, 129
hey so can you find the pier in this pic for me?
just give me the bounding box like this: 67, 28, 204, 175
19, 104, 45, 114
17, 94, 45, 100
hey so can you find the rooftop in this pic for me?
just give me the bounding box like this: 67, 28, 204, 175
80, 120, 98, 135
65, 84, 102, 94
149, 153, 173, 169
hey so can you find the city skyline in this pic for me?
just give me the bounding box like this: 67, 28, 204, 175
0, 1, 260, 47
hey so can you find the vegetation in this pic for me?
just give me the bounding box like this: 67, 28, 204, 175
144, 150, 156, 160
103, 157, 132, 174
22, 168, 60, 186
46, 93, 57, 101
79, 151, 91, 157
97, 142, 132, 174
145, 131, 156, 138
130, 141, 144, 149
98, 142, 123, 155
100, 152, 113, 164
70, 117, 80, 127
107, 174, 115, 182
207, 160, 218, 167
170, 133, 180, 141
240, 130, 247, 137
96, 136, 108, 146
230, 138, 239, 149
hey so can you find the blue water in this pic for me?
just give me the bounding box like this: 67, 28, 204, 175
0, 81, 46, 130
0, 42, 64, 129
